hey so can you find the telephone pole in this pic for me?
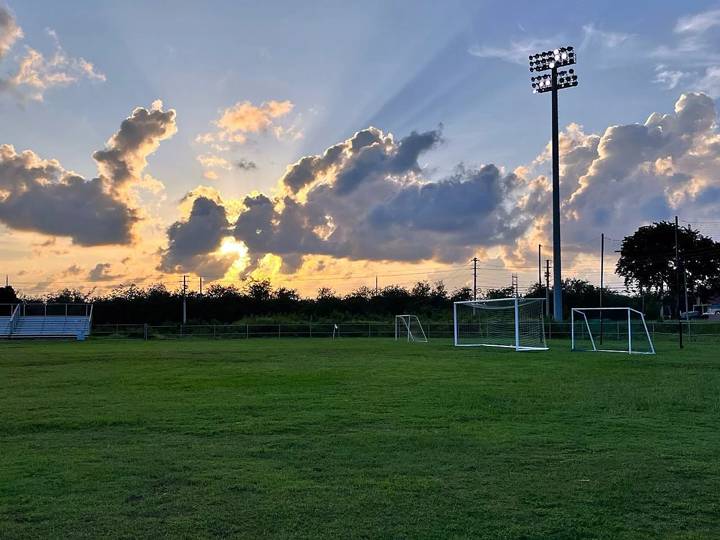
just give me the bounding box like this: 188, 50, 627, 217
472, 257, 478, 300
545, 260, 551, 318
599, 233, 604, 344
199, 276, 203, 295
538, 244, 542, 289
182, 275, 188, 324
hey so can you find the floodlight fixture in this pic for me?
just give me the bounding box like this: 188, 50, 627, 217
527, 45, 579, 322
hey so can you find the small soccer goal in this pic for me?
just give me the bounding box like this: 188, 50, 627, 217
453, 297, 547, 351
395, 315, 428, 343
571, 307, 655, 354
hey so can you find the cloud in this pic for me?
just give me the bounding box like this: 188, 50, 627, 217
693, 66, 720, 97
197, 99, 294, 145
556, 93, 720, 247
163, 125, 546, 277
0, 15, 104, 102
236, 158, 257, 171
0, 102, 176, 244
653, 65, 689, 90
0, 5, 22, 59
675, 8, 720, 34
580, 24, 631, 50
159, 93, 720, 282
468, 38, 560, 65
63, 264, 82, 276
93, 106, 177, 191
87, 263, 119, 282
158, 194, 235, 279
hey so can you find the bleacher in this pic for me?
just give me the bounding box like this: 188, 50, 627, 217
0, 303, 92, 340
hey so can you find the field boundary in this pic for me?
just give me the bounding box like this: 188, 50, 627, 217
88, 320, 720, 341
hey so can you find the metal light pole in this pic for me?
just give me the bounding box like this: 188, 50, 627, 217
529, 46, 578, 321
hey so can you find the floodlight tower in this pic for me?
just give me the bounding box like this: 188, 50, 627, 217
529, 46, 578, 321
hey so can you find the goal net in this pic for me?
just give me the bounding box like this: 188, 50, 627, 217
571, 307, 655, 354
453, 298, 547, 351
395, 315, 428, 342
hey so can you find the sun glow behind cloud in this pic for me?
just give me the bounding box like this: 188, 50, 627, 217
217, 236, 250, 278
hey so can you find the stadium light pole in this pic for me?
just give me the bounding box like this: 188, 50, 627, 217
529, 46, 578, 321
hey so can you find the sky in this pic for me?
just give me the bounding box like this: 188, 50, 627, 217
1, 0, 720, 298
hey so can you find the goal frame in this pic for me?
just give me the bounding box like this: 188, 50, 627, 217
394, 314, 428, 343
571, 307, 655, 355
453, 297, 548, 351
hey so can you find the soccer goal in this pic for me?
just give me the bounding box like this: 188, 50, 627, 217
571, 307, 655, 354
453, 298, 547, 351
395, 315, 428, 342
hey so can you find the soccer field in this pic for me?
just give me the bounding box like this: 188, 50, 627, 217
1, 338, 718, 538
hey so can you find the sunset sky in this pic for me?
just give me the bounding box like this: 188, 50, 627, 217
2, 0, 720, 297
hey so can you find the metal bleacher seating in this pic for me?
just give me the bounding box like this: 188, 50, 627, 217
0, 303, 93, 340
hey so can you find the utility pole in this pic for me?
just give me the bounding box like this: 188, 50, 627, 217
472, 257, 478, 301
545, 260, 551, 318
599, 233, 604, 344
182, 275, 188, 324
375, 275, 378, 294
683, 223, 690, 320
199, 276, 203, 295
674, 216, 683, 348
538, 244, 542, 289
529, 46, 577, 321
4, 274, 8, 287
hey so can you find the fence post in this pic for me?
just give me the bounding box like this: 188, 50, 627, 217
309, 321, 312, 338
143, 323, 148, 341
246, 324, 249, 339
278, 324, 281, 338
368, 322, 371, 337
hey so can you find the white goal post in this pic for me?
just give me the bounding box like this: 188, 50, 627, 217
453, 298, 547, 351
571, 307, 655, 355
395, 315, 428, 342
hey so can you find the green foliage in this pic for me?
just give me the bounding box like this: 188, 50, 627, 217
0, 339, 718, 538
616, 221, 720, 307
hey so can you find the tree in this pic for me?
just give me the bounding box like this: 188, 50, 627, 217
616, 221, 720, 311
0, 285, 18, 303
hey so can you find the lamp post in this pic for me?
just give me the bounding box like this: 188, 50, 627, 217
529, 46, 578, 321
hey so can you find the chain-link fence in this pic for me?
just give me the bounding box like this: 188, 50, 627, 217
90, 320, 720, 342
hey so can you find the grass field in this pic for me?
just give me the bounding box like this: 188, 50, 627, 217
1, 338, 719, 539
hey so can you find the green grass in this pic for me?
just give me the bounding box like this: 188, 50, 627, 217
1, 338, 719, 539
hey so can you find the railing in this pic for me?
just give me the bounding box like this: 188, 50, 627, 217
90, 320, 720, 341
8, 304, 21, 335
0, 303, 93, 317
